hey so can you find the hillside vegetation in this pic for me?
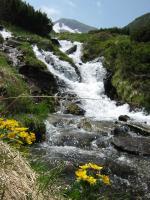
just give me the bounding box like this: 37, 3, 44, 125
126, 12, 150, 42
0, 0, 53, 36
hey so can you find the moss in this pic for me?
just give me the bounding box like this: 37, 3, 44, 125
18, 42, 47, 70
56, 32, 92, 43
0, 52, 32, 114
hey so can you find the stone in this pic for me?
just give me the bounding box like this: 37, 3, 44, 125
65, 103, 85, 116
19, 65, 58, 94
0, 25, 4, 31
104, 70, 118, 100
6, 39, 21, 47
66, 45, 77, 55
112, 136, 150, 155
113, 126, 129, 136
45, 54, 54, 65
51, 38, 60, 46
118, 115, 130, 122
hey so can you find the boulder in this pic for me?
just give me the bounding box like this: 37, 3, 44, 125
113, 126, 129, 136
65, 103, 85, 116
0, 25, 4, 31
112, 136, 150, 155
118, 115, 130, 122
51, 38, 60, 46
6, 39, 21, 47
52, 130, 99, 149
19, 65, 57, 94
45, 54, 55, 65
104, 71, 118, 100
66, 45, 77, 55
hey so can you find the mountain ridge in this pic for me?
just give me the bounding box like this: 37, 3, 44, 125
53, 18, 97, 33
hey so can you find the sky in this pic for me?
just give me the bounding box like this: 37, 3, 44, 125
24, 0, 150, 28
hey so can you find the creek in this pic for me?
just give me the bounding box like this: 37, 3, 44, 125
32, 40, 150, 198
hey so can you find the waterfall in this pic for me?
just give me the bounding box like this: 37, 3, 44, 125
0, 29, 12, 40
33, 40, 150, 124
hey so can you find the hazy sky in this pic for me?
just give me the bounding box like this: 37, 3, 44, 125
24, 0, 150, 28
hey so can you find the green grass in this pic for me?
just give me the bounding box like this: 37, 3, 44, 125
2, 22, 74, 65
30, 160, 65, 200
56, 32, 92, 43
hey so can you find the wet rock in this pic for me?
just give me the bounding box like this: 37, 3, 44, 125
0, 25, 4, 31
19, 65, 58, 94
6, 39, 21, 47
78, 118, 92, 131
112, 136, 150, 155
52, 130, 99, 149
126, 123, 150, 136
96, 137, 111, 148
51, 38, 60, 46
45, 54, 55, 65
66, 45, 77, 55
118, 115, 130, 122
104, 70, 118, 100
113, 126, 129, 136
65, 103, 85, 116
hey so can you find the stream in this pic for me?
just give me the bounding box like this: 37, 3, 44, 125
32, 40, 150, 199
1, 27, 150, 198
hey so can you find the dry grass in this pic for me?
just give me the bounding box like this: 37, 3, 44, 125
0, 141, 37, 200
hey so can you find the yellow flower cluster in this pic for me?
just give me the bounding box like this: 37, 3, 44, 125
0, 118, 36, 145
75, 163, 110, 185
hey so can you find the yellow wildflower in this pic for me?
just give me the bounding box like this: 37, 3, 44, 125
13, 127, 28, 132
30, 132, 36, 142
19, 132, 29, 138
80, 163, 103, 170
75, 169, 88, 180
0, 134, 5, 138
97, 174, 110, 185
86, 176, 97, 185
26, 136, 32, 145
7, 132, 16, 139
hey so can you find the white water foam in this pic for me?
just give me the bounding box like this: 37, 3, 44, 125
33, 40, 150, 124
0, 29, 12, 40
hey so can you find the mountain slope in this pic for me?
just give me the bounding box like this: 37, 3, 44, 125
125, 12, 150, 41
53, 18, 97, 33
126, 13, 150, 31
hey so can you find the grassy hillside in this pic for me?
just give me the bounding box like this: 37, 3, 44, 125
125, 13, 150, 42
0, 24, 59, 141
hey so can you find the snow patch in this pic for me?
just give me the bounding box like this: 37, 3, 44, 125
53, 22, 81, 33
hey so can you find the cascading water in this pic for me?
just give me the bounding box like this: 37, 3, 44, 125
34, 39, 150, 198
1, 26, 150, 199
33, 40, 150, 124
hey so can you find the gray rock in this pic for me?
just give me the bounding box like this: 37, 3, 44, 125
118, 115, 130, 122
113, 126, 129, 136
66, 45, 77, 55
6, 39, 21, 47
112, 136, 150, 155
0, 25, 4, 31
45, 54, 54, 65
65, 103, 85, 116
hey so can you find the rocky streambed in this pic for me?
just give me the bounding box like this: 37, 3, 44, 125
30, 112, 150, 199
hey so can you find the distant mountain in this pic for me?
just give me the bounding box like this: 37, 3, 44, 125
53, 18, 97, 33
